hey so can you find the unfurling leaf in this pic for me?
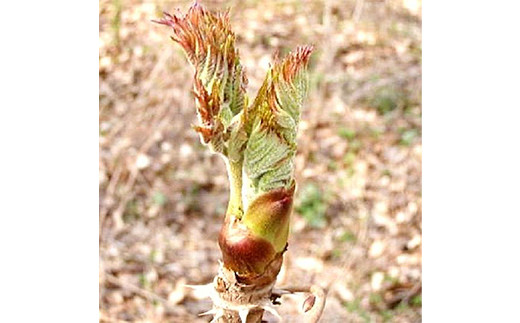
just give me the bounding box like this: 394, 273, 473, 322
154, 4, 248, 156
243, 46, 313, 205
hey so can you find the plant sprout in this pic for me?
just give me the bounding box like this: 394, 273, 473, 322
154, 2, 324, 322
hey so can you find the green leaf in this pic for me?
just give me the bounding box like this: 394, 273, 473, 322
243, 46, 313, 199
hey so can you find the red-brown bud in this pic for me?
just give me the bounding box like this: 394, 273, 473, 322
218, 183, 295, 277
242, 184, 295, 252
218, 217, 277, 277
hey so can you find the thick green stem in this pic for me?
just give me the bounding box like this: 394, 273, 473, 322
225, 159, 243, 219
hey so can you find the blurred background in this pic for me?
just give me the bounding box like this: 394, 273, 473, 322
99, 0, 421, 321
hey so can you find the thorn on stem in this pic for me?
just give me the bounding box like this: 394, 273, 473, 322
199, 309, 217, 316
239, 308, 250, 323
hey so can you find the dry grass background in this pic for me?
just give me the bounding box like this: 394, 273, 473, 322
99, 0, 422, 322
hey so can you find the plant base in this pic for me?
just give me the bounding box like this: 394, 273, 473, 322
200, 255, 284, 323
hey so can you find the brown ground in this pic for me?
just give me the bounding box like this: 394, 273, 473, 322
99, 0, 422, 322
